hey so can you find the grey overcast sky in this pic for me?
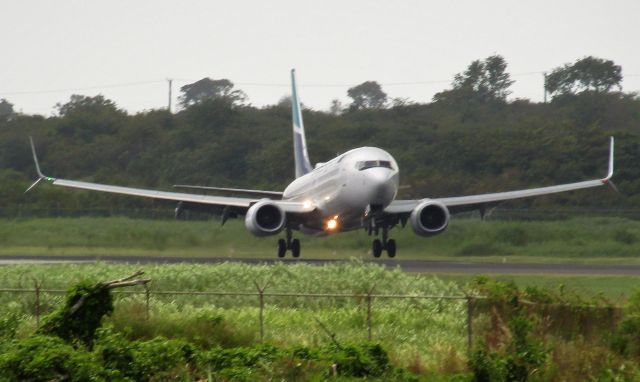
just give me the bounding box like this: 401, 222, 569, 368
2, 0, 639, 115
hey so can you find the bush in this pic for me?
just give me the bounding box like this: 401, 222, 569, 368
197, 342, 394, 379
129, 337, 195, 381
611, 315, 640, 357
39, 280, 114, 348
326, 343, 391, 377
95, 330, 196, 381
470, 315, 547, 382
0, 335, 105, 381
0, 311, 20, 341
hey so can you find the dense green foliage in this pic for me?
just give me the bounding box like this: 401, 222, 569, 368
467, 277, 640, 381
0, 333, 415, 382
38, 280, 114, 348
0, 262, 467, 367
0, 270, 459, 380
0, 79, 638, 215
2, 266, 640, 380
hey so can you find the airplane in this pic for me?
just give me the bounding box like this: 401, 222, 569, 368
27, 69, 615, 258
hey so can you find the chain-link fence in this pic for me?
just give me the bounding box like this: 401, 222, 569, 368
0, 284, 479, 352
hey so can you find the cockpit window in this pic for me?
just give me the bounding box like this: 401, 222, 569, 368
356, 160, 393, 171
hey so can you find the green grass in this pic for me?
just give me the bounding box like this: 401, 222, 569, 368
1, 216, 640, 263
0, 262, 467, 369
0, 261, 637, 375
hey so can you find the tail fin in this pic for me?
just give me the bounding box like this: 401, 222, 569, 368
291, 69, 313, 178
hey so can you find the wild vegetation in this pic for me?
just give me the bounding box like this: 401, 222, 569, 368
1, 264, 640, 380
0, 264, 467, 380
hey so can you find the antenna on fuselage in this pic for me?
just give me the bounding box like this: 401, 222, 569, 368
291, 69, 313, 178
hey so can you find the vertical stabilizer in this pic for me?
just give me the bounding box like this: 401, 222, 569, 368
291, 69, 313, 178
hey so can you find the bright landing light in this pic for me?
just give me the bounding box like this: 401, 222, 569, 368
326, 216, 339, 231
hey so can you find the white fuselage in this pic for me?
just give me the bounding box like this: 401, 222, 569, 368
282, 147, 399, 234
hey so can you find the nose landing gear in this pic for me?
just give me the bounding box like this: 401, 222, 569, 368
277, 228, 301, 258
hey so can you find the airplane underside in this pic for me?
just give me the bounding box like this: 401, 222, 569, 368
277, 209, 401, 258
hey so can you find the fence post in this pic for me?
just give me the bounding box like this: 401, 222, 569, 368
144, 284, 150, 321
254, 281, 269, 343
34, 280, 41, 326
466, 296, 474, 353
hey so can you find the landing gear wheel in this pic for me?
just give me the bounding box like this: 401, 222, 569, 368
372, 239, 383, 258
277, 239, 287, 258
291, 239, 301, 258
386, 239, 396, 258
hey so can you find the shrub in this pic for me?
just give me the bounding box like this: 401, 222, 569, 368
469, 315, 547, 382
325, 343, 391, 377
0, 311, 20, 341
129, 337, 194, 381
39, 280, 114, 348
199, 344, 280, 371
611, 315, 640, 357
0, 335, 105, 381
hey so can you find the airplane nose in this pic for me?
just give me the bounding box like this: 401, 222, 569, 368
366, 168, 397, 205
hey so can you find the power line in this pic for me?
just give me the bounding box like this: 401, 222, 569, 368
1, 80, 165, 96
1, 71, 637, 99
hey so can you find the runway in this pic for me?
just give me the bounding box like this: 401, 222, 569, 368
1, 255, 640, 275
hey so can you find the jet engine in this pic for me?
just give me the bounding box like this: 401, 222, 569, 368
409, 200, 450, 237
244, 201, 286, 236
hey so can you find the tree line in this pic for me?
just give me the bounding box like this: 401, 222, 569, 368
0, 55, 638, 215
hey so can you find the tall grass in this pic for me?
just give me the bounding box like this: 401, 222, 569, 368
0, 262, 467, 368
1, 216, 640, 259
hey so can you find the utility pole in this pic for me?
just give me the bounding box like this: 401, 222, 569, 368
167, 78, 173, 112
543, 72, 547, 103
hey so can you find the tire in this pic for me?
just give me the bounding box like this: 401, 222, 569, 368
277, 239, 286, 258
372, 239, 382, 258
291, 239, 301, 258
386, 239, 396, 258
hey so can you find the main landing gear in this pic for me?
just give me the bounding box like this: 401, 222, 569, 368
371, 226, 396, 258
277, 228, 300, 258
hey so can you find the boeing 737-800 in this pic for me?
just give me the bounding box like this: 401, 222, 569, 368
28, 69, 615, 258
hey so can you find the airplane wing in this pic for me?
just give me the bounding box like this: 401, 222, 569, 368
385, 137, 615, 215
26, 138, 313, 214
173, 184, 283, 198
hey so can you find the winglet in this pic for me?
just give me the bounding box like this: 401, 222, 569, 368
602, 136, 614, 183
29, 136, 45, 179
25, 137, 52, 193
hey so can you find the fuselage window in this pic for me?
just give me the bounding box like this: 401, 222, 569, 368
356, 160, 393, 171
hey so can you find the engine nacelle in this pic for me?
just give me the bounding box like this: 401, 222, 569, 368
409, 200, 450, 237
244, 201, 286, 237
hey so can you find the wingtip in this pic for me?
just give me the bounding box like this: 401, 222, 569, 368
29, 136, 43, 178
28, 136, 51, 181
